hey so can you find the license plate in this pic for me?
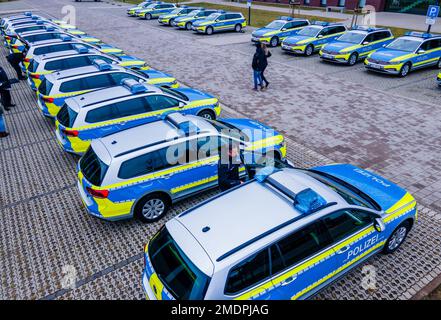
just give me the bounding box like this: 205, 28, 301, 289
322, 53, 335, 59
370, 63, 383, 70
282, 45, 290, 50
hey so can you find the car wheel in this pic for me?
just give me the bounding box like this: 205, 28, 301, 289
198, 109, 216, 120
399, 62, 411, 77
169, 19, 174, 26
348, 52, 358, 66
234, 24, 242, 33
135, 193, 170, 223
437, 58, 441, 69
270, 36, 279, 47
206, 26, 213, 35
145, 13, 152, 20
185, 22, 192, 30
305, 44, 314, 56
383, 221, 411, 254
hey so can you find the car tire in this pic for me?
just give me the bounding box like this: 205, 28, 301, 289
348, 52, 358, 66
135, 193, 170, 223
169, 19, 174, 26
185, 22, 192, 30
437, 58, 441, 69
206, 26, 214, 35
399, 62, 411, 77
145, 13, 152, 20
270, 36, 279, 47
234, 24, 242, 33
198, 109, 216, 120
305, 44, 314, 56
383, 220, 411, 254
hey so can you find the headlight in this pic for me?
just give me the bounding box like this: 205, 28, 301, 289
171, 80, 178, 85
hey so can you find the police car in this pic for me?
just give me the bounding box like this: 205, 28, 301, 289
55, 79, 220, 155
137, 2, 177, 20
192, 11, 247, 35
320, 27, 394, 65
172, 9, 219, 30
158, 6, 201, 26
4, 19, 86, 39
76, 113, 286, 222
251, 17, 309, 47
365, 32, 441, 77
0, 12, 43, 30
127, 1, 155, 16
142, 162, 417, 300
281, 22, 346, 56
26, 45, 149, 91
36, 60, 178, 118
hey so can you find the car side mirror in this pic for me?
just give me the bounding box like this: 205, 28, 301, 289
317, 34, 323, 38
382, 44, 386, 47
363, 41, 369, 45
417, 49, 426, 54
374, 218, 385, 232
178, 101, 185, 108
281, 28, 287, 31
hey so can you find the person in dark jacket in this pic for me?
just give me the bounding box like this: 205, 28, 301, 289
0, 104, 9, 138
218, 144, 242, 192
6, 53, 26, 80
0, 66, 15, 111
252, 44, 264, 91
260, 43, 271, 89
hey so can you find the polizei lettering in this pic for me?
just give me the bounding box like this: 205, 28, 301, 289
353, 168, 391, 188
347, 234, 380, 260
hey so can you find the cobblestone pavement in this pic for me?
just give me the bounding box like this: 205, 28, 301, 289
0, 0, 440, 300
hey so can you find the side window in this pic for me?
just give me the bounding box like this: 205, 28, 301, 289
216, 14, 226, 21
59, 78, 88, 93
188, 136, 219, 162
145, 95, 180, 111
292, 20, 309, 28
322, 209, 374, 243
225, 249, 270, 295
110, 72, 141, 86
374, 31, 391, 41
83, 74, 113, 90
319, 28, 329, 36
336, 26, 346, 33
66, 56, 91, 69
420, 41, 431, 51
426, 39, 441, 50
364, 33, 375, 44
114, 97, 150, 118
45, 59, 67, 71
118, 147, 171, 179
85, 104, 120, 123
270, 221, 332, 274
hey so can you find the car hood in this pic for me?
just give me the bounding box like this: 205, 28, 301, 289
173, 87, 215, 101
220, 118, 281, 143
369, 48, 411, 62
283, 35, 313, 45
323, 41, 358, 52
252, 27, 277, 37
311, 164, 409, 212
174, 15, 195, 22
192, 19, 213, 26
138, 69, 172, 79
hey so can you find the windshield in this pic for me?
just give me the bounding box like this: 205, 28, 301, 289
207, 119, 250, 142
386, 38, 421, 52
28, 59, 39, 73
149, 227, 210, 300
170, 8, 182, 14
304, 170, 380, 211
146, 4, 156, 9
79, 147, 109, 186
337, 31, 366, 44
189, 10, 201, 17
265, 21, 285, 30
160, 87, 189, 101
298, 26, 320, 37
206, 13, 220, 20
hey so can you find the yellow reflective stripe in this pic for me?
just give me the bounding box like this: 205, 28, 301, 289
96, 155, 220, 190
385, 192, 415, 214
43, 90, 93, 99
146, 77, 175, 85
119, 61, 146, 67
149, 273, 164, 300
391, 53, 416, 62
341, 37, 394, 53
171, 174, 218, 194
414, 57, 439, 66
291, 240, 385, 300
245, 135, 284, 152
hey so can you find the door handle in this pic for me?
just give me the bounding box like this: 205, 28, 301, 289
336, 245, 350, 254
281, 276, 296, 286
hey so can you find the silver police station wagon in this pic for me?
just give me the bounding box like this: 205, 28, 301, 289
142, 162, 417, 300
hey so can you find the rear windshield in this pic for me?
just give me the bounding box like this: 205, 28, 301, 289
149, 227, 210, 300
79, 147, 108, 186
28, 59, 39, 73
33, 43, 73, 55
38, 78, 53, 95
57, 103, 78, 128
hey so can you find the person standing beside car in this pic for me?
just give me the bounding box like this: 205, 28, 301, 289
260, 43, 271, 89
252, 44, 264, 91
0, 104, 9, 138
0, 66, 15, 111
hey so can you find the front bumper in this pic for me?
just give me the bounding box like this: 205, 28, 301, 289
365, 61, 401, 75
158, 18, 171, 25
320, 51, 350, 64
281, 44, 306, 54
192, 25, 206, 33
251, 36, 271, 44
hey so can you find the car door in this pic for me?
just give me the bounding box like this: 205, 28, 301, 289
214, 14, 227, 30
320, 209, 386, 282
144, 94, 181, 116
287, 20, 308, 37
425, 39, 441, 66
265, 221, 336, 300
316, 27, 330, 48
414, 40, 431, 67
359, 33, 376, 56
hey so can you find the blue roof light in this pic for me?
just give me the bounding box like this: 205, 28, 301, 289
121, 78, 148, 94
405, 31, 434, 38
93, 59, 112, 71
278, 16, 293, 21
24, 12, 32, 17
73, 44, 89, 54
294, 188, 327, 215
44, 26, 55, 31
60, 35, 72, 41
36, 20, 44, 25
312, 21, 330, 26
31, 15, 39, 20
255, 166, 279, 183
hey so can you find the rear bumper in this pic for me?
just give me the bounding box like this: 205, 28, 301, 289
142, 269, 156, 300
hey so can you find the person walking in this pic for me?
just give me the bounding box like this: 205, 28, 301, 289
6, 52, 26, 80
0, 66, 15, 111
0, 104, 9, 138
252, 44, 264, 91
260, 43, 271, 89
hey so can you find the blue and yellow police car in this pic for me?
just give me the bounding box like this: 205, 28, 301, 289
320, 26, 394, 65
172, 9, 219, 30
55, 79, 220, 155
142, 162, 417, 300
76, 112, 286, 222
365, 32, 441, 77
127, 1, 155, 16
281, 22, 346, 56
192, 11, 247, 35
158, 6, 201, 26
251, 16, 309, 47
136, 2, 177, 20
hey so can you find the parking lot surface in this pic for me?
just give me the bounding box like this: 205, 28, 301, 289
1, 0, 441, 300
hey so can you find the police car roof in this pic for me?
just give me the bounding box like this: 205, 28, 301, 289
34, 48, 100, 62
68, 83, 161, 109
45, 64, 124, 82
94, 115, 218, 160
172, 168, 340, 265
399, 35, 426, 42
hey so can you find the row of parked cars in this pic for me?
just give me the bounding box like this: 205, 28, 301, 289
2, 10, 418, 300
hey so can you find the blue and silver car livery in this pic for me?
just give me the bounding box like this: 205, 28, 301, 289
127, 1, 155, 16
320, 26, 394, 65
158, 6, 201, 26
172, 9, 219, 30
142, 163, 416, 300
137, 2, 177, 20
281, 22, 346, 56
55, 79, 221, 155
365, 32, 441, 77
251, 16, 309, 47
192, 11, 247, 35
76, 113, 286, 222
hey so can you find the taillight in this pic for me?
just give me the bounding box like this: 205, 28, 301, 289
24, 57, 31, 62
42, 96, 54, 103
62, 129, 79, 137
86, 187, 109, 199
12, 44, 18, 49
5, 36, 10, 40
30, 73, 40, 79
